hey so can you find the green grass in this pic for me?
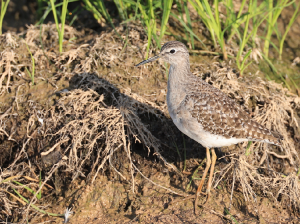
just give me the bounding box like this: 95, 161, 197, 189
188, 0, 228, 59
263, 0, 295, 58
25, 42, 35, 85
13, 180, 42, 200
159, 0, 173, 46
0, 0, 10, 35
279, 1, 300, 60
245, 141, 252, 156
186, 159, 206, 191
177, 0, 195, 48
138, 0, 157, 58
12, 0, 300, 86
1, 174, 63, 217
224, 207, 240, 224
82, 0, 115, 28
13, 188, 62, 217
50, 0, 69, 53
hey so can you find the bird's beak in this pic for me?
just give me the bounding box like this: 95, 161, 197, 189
135, 54, 160, 67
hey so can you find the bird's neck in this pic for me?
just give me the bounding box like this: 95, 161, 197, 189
168, 62, 191, 86
166, 63, 191, 109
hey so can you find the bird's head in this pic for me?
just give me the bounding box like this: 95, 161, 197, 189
135, 41, 189, 67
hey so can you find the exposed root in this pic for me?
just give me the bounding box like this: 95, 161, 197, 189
215, 154, 300, 209
0, 50, 17, 95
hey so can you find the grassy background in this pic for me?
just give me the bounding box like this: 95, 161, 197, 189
1, 0, 300, 79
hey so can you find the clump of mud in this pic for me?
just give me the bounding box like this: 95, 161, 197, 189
0, 23, 300, 223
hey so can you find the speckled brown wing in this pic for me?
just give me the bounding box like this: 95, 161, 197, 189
184, 91, 282, 146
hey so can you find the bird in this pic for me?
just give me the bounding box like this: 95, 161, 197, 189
135, 41, 282, 211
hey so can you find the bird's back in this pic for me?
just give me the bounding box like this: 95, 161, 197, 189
179, 74, 282, 147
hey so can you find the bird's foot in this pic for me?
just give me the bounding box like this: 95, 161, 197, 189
194, 148, 217, 214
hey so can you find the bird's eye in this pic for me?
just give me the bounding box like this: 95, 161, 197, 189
170, 49, 176, 54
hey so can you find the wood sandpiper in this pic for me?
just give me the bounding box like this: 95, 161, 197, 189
135, 41, 282, 211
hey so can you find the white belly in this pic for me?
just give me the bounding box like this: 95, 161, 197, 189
169, 107, 247, 148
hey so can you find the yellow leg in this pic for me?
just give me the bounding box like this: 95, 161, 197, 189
205, 148, 216, 202
194, 147, 211, 213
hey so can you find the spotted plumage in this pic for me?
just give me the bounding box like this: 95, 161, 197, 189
184, 78, 282, 146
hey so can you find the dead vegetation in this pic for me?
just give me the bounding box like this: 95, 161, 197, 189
0, 23, 300, 222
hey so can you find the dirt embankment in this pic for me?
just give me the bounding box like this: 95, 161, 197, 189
0, 22, 300, 223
